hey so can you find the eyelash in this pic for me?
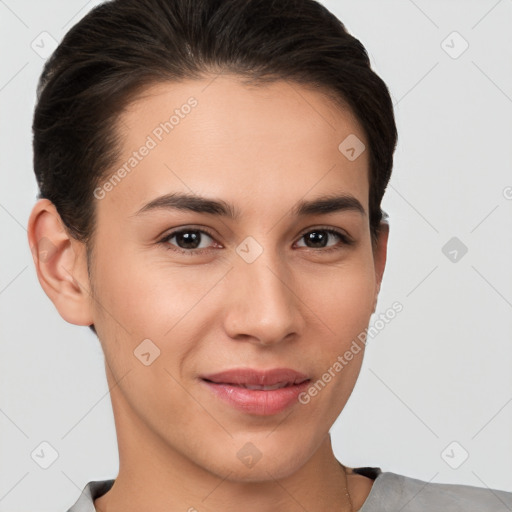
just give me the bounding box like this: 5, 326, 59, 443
158, 226, 353, 256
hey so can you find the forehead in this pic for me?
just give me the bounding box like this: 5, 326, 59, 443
101, 75, 369, 218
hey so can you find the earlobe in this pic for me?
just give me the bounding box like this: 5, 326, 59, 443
27, 199, 94, 326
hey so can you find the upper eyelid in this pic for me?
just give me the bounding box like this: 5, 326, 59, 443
162, 226, 216, 241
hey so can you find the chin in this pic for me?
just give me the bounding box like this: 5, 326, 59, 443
223, 461, 302, 483
201, 440, 312, 483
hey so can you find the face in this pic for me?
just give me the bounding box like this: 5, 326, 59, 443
83, 76, 386, 481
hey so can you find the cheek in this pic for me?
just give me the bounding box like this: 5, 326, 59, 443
93, 245, 220, 336
308, 252, 377, 335
90, 248, 229, 404
298, 252, 376, 402
91, 254, 199, 433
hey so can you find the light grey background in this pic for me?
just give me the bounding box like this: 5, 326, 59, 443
1, 0, 511, 510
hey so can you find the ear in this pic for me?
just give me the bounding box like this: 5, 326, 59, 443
27, 199, 94, 326
372, 219, 389, 313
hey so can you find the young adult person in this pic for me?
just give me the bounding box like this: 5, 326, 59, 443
27, 0, 512, 510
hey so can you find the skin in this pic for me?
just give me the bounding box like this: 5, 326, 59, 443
28, 75, 388, 511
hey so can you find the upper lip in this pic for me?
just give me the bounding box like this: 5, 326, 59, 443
200, 368, 310, 387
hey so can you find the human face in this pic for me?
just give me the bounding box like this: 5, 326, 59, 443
88, 75, 386, 481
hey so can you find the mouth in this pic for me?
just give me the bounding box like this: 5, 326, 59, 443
200, 367, 310, 387
199, 368, 311, 415
202, 381, 306, 391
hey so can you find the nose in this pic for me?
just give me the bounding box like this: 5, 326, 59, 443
223, 248, 305, 346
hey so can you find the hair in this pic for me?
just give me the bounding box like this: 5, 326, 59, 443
32, 0, 397, 335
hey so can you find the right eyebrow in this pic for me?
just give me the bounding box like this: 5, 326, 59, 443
132, 192, 240, 219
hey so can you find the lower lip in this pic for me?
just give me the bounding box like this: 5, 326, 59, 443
201, 379, 311, 415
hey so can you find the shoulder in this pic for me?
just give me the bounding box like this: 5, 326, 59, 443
358, 469, 512, 512
65, 479, 115, 512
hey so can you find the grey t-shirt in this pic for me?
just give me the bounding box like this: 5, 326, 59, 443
66, 467, 512, 511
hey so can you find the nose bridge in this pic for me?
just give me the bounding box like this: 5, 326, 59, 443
224, 243, 303, 344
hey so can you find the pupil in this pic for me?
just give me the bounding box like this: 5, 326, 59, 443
177, 231, 200, 249
307, 231, 327, 248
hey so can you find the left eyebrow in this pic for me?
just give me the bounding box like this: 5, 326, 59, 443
292, 194, 366, 217
131, 192, 366, 219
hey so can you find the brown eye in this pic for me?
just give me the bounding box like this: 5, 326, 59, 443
296, 228, 352, 251
160, 228, 217, 255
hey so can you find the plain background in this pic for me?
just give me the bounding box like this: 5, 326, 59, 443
1, 0, 511, 510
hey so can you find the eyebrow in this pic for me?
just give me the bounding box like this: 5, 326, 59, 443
132, 192, 366, 219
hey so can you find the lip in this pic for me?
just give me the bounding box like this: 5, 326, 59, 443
201, 368, 310, 387
200, 367, 311, 416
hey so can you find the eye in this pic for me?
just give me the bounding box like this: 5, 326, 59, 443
159, 226, 353, 256
295, 227, 352, 252
159, 228, 219, 255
